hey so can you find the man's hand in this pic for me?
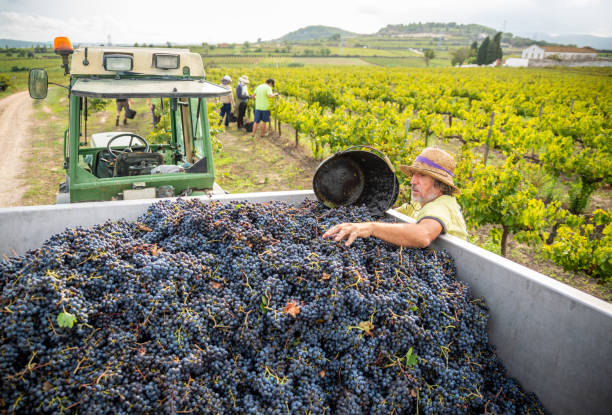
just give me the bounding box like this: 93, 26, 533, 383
322, 222, 372, 246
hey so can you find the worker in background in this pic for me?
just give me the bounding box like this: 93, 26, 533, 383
323, 147, 468, 248
219, 75, 235, 127
252, 78, 278, 138
147, 98, 161, 128
235, 75, 250, 130
116, 98, 134, 126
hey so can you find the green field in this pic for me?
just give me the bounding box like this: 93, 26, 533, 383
0, 32, 527, 86
361, 56, 448, 67
0, 52, 64, 98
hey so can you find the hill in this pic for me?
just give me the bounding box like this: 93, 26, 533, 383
0, 38, 51, 48
276, 25, 358, 42
376, 22, 498, 38
520, 33, 612, 50
272, 23, 611, 53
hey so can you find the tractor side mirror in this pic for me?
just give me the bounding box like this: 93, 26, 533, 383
28, 68, 48, 99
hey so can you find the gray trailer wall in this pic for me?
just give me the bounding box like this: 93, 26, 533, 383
1, 191, 611, 415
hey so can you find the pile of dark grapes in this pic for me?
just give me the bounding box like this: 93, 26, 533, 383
0, 199, 546, 414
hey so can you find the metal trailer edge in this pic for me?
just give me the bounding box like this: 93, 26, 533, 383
1, 190, 611, 415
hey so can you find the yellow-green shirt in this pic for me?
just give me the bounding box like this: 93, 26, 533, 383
254, 83, 273, 111
395, 195, 468, 240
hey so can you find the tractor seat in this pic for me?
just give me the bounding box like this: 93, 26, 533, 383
114, 152, 164, 177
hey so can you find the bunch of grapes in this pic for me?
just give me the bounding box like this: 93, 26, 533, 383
0, 199, 546, 414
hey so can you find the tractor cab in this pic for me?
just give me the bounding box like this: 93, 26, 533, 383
28, 37, 230, 203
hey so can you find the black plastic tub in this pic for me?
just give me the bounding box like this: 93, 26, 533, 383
312, 146, 399, 217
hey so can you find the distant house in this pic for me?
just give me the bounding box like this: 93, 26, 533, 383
504, 58, 529, 67
521, 45, 597, 60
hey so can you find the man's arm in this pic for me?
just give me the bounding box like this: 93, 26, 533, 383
267, 84, 278, 98
322, 219, 443, 248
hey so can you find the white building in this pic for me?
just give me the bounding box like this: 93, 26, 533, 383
522, 45, 598, 60
504, 58, 529, 67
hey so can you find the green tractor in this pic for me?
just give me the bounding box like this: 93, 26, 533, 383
29, 37, 230, 203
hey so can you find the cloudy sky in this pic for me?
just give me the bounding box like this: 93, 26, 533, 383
1, 0, 610, 44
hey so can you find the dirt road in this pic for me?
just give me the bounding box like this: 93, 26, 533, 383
0, 91, 32, 207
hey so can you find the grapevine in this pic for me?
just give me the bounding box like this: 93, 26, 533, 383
208, 66, 611, 276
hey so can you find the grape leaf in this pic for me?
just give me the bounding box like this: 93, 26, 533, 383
283, 301, 301, 318
57, 312, 76, 328
405, 347, 418, 367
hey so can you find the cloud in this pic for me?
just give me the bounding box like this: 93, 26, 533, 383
0, 12, 65, 41
0, 0, 610, 44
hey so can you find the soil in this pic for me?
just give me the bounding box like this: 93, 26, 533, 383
213, 124, 320, 193
0, 91, 32, 207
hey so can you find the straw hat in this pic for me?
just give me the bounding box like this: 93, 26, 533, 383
239, 75, 249, 84
399, 147, 458, 193
221, 75, 232, 84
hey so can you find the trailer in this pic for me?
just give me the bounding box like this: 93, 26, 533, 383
0, 190, 610, 415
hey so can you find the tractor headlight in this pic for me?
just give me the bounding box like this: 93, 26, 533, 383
104, 54, 133, 71
154, 54, 180, 69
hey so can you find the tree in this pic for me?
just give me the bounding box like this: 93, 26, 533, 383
0, 74, 15, 92
243, 41, 250, 50
477, 37, 490, 65
487, 37, 498, 65
423, 49, 435, 66
451, 47, 471, 66
493, 32, 503, 63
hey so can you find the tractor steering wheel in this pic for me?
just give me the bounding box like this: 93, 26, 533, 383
106, 133, 150, 158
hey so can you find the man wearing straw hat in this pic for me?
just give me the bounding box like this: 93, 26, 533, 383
323, 147, 467, 248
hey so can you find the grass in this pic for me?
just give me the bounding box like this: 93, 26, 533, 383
362, 57, 448, 67
271, 57, 371, 66
212, 125, 317, 193
21, 87, 67, 205
0, 53, 65, 99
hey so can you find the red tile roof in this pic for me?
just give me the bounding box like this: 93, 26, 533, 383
542, 46, 597, 53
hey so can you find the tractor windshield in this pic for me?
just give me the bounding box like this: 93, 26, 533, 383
74, 94, 211, 180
